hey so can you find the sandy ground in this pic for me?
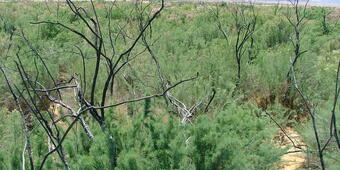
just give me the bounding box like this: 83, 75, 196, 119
275, 127, 308, 170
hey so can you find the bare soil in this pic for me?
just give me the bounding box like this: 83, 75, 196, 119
275, 127, 308, 170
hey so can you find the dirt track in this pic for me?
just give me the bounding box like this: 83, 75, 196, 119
275, 128, 308, 170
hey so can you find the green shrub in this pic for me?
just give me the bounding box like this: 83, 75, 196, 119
40, 22, 62, 40
112, 103, 282, 169
261, 17, 291, 48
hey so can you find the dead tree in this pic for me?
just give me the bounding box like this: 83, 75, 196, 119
285, 2, 340, 169
286, 0, 309, 82
0, 67, 34, 170
135, 1, 204, 123
0, 0, 197, 169
326, 61, 340, 149
247, 2, 257, 64
290, 58, 340, 170
281, 0, 309, 108
232, 3, 256, 86
289, 58, 324, 169
215, 3, 256, 86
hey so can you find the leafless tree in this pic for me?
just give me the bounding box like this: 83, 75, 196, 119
285, 0, 309, 82
325, 61, 340, 149
0, 66, 34, 170
247, 2, 257, 64
284, 1, 340, 169
232, 3, 256, 85
0, 0, 197, 169
215, 2, 256, 86
135, 1, 206, 123
290, 55, 340, 170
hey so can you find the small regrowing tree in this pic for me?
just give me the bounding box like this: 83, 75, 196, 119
321, 7, 331, 35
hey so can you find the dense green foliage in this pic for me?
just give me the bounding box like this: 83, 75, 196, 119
0, 103, 282, 169
0, 1, 339, 169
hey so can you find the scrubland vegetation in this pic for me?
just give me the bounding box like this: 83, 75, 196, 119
0, 0, 339, 169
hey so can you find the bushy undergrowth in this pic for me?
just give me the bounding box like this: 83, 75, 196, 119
0, 103, 282, 170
